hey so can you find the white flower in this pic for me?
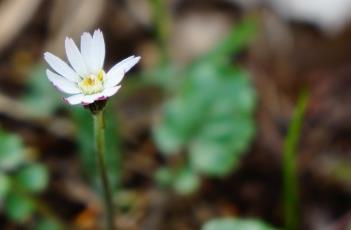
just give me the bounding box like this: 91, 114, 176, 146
44, 29, 140, 105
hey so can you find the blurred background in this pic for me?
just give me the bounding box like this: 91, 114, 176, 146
0, 0, 351, 229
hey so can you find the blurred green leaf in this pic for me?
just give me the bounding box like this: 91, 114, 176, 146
154, 65, 256, 177
0, 172, 11, 199
0, 129, 25, 171
199, 19, 257, 65
71, 104, 121, 192
23, 64, 61, 116
172, 167, 200, 195
154, 167, 174, 188
153, 19, 257, 179
35, 218, 62, 230
4, 193, 35, 222
155, 166, 199, 195
202, 218, 278, 230
143, 63, 181, 91
16, 163, 48, 193
283, 89, 308, 230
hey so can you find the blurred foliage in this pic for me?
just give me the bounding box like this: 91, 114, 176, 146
150, 0, 171, 63
153, 20, 257, 194
155, 166, 200, 195
0, 128, 49, 224
283, 90, 309, 230
202, 218, 278, 230
153, 66, 255, 191
15, 163, 48, 193
23, 65, 61, 116
172, 166, 200, 195
0, 129, 25, 171
35, 219, 62, 230
72, 104, 121, 192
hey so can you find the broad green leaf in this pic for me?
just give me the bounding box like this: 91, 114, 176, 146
202, 218, 278, 230
16, 163, 48, 193
153, 65, 256, 177
0, 173, 11, 199
4, 193, 35, 222
0, 129, 25, 171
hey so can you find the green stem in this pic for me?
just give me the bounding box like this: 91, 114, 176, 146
93, 110, 115, 230
283, 89, 309, 230
150, 0, 170, 63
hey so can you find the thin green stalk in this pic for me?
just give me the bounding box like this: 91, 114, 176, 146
150, 0, 170, 63
283, 89, 309, 230
94, 110, 115, 230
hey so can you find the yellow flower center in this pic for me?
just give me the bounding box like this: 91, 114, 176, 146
78, 70, 105, 95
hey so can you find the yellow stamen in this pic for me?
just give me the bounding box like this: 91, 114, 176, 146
78, 70, 105, 95
97, 70, 104, 81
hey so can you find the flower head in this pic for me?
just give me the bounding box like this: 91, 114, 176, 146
44, 29, 140, 105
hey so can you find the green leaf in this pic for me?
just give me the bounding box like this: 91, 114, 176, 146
202, 218, 278, 230
153, 65, 256, 177
0, 172, 11, 199
283, 89, 309, 230
173, 168, 200, 195
4, 193, 35, 222
0, 129, 25, 171
16, 163, 48, 193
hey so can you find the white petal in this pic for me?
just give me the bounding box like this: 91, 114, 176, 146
115, 55, 141, 73
93, 29, 105, 70
80, 32, 101, 74
80, 32, 92, 62
80, 32, 97, 74
79, 94, 101, 105
104, 56, 140, 88
104, 66, 124, 88
65, 37, 88, 77
46, 70, 80, 94
44, 52, 80, 82
83, 86, 121, 103
79, 95, 96, 104
72, 86, 121, 105
64, 94, 85, 105
64, 85, 121, 105
101, 85, 121, 97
